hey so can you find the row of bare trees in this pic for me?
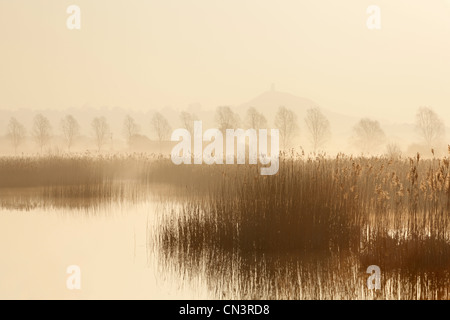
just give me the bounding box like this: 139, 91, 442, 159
213, 105, 330, 151
212, 105, 445, 154
4, 106, 445, 155
5, 107, 325, 153
350, 107, 445, 155
7, 114, 56, 153
6, 114, 110, 153
5, 112, 173, 154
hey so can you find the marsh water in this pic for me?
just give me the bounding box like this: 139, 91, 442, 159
0, 186, 208, 299
0, 185, 448, 300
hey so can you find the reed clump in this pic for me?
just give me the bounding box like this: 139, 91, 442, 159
158, 150, 450, 298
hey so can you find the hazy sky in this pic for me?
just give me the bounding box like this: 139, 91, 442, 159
1, 0, 449, 123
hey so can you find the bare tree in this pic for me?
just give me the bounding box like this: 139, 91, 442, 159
274, 106, 299, 150
385, 142, 402, 160
123, 115, 141, 147
215, 106, 240, 133
150, 112, 171, 151
6, 117, 26, 154
305, 107, 331, 152
91, 117, 110, 152
352, 118, 386, 154
32, 114, 52, 153
179, 111, 198, 134
61, 115, 80, 152
245, 107, 267, 129
415, 107, 445, 149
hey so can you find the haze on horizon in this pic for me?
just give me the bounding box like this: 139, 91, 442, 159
1, 0, 450, 124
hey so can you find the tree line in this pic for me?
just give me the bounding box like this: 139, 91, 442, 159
4, 106, 446, 155
209, 105, 446, 155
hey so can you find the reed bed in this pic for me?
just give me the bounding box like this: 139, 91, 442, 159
156, 151, 450, 299
0, 153, 218, 208
1, 151, 450, 298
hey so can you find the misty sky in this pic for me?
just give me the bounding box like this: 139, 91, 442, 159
1, 0, 449, 123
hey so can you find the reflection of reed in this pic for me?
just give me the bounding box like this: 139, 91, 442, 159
158, 233, 450, 299
0, 183, 154, 210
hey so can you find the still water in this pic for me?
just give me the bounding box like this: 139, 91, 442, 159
0, 187, 448, 299
0, 194, 211, 299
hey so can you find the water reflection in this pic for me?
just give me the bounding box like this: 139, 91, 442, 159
0, 188, 209, 299
155, 203, 450, 300
1, 185, 450, 299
